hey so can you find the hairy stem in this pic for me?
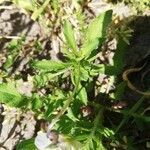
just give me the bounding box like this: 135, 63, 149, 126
48, 94, 73, 130
91, 108, 104, 137
48, 61, 81, 130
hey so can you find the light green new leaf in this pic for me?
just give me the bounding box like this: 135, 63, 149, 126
80, 39, 99, 59
3, 55, 14, 69
80, 67, 90, 81
101, 127, 114, 138
77, 83, 88, 104
31, 95, 42, 110
85, 10, 112, 42
63, 20, 78, 53
31, 0, 51, 20
90, 64, 105, 76
33, 60, 69, 71
13, 0, 36, 11
0, 83, 23, 107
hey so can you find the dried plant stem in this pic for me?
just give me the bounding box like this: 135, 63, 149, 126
0, 36, 21, 39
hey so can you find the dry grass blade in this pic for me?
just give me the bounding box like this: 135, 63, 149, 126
123, 63, 150, 96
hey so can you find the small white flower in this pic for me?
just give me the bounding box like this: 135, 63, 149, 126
35, 131, 82, 150
35, 131, 52, 150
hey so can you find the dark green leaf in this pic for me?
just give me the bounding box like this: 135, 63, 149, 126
56, 116, 75, 134
16, 138, 37, 150
67, 107, 79, 121
105, 36, 128, 75
114, 82, 126, 100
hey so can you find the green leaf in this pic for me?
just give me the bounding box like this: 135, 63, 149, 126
80, 67, 89, 81
90, 64, 105, 76
105, 36, 128, 75
77, 83, 88, 104
56, 116, 75, 134
115, 96, 145, 133
31, 95, 42, 110
0, 83, 24, 107
67, 107, 79, 121
31, 0, 50, 20
13, 0, 36, 11
82, 138, 106, 150
135, 115, 150, 123
93, 138, 106, 150
80, 39, 99, 59
75, 134, 89, 141
34, 73, 58, 87
34, 73, 57, 86
33, 60, 69, 71
81, 10, 112, 59
16, 138, 37, 150
102, 127, 114, 138
63, 20, 78, 53
85, 10, 112, 42
3, 55, 14, 69
114, 82, 126, 100
34, 68, 69, 87
61, 48, 76, 59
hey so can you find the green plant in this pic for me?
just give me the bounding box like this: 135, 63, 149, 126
1, 0, 149, 149
0, 1, 139, 148
0, 9, 118, 149
31, 9, 114, 149
3, 37, 25, 70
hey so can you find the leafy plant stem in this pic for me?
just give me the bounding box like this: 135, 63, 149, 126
31, 0, 51, 20
73, 61, 81, 96
91, 108, 104, 137
48, 62, 81, 130
115, 95, 145, 133
52, 67, 71, 77
48, 94, 73, 130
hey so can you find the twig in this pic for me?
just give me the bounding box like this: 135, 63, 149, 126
0, 36, 22, 39
0, 6, 14, 10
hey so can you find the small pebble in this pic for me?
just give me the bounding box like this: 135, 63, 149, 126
1, 10, 11, 21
